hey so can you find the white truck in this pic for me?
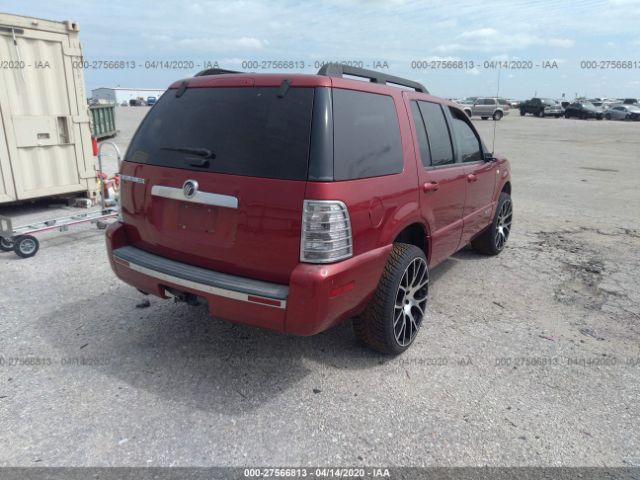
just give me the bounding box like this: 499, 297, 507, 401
0, 13, 97, 204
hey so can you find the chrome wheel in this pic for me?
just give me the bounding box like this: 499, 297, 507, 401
495, 198, 513, 250
394, 257, 428, 347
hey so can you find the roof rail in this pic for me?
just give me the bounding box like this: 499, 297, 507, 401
194, 68, 243, 77
317, 63, 428, 93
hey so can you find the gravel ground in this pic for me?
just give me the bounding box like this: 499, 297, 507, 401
0, 107, 638, 467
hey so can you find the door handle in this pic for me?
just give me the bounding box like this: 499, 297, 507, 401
423, 181, 439, 192
466, 173, 478, 183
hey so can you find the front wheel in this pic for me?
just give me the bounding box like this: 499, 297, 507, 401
520, 109, 526, 116
493, 111, 503, 121
605, 113, 612, 120
471, 192, 513, 256
354, 244, 429, 355
564, 111, 571, 118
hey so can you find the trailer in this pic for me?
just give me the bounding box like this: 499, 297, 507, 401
0, 142, 121, 258
0, 13, 98, 205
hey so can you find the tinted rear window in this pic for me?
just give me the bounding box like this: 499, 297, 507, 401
418, 101, 454, 167
332, 89, 403, 180
126, 87, 314, 180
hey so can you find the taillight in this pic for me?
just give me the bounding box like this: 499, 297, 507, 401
300, 200, 353, 263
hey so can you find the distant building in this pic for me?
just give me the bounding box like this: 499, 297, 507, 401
91, 87, 166, 104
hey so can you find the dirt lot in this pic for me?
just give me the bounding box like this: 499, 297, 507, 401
0, 107, 638, 466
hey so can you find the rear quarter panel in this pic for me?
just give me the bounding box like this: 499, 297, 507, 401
305, 79, 422, 258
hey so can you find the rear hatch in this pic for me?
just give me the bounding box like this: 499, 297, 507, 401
119, 84, 315, 284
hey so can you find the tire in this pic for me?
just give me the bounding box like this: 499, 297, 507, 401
481, 116, 488, 120
0, 236, 14, 252
538, 110, 545, 117
564, 111, 571, 119
554, 115, 560, 118
625, 114, 631, 120
520, 109, 526, 116
471, 192, 513, 256
605, 113, 611, 120
13, 235, 39, 259
493, 110, 503, 121
353, 244, 429, 355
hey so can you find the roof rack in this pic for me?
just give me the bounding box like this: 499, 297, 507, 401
194, 68, 243, 77
317, 63, 428, 93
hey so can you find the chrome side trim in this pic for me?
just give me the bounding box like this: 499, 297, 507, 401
151, 185, 238, 209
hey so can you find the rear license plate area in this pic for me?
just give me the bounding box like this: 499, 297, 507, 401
177, 202, 217, 233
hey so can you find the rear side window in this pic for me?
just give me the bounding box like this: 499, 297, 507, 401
126, 87, 314, 180
333, 89, 403, 180
449, 108, 482, 163
418, 101, 454, 167
410, 102, 431, 167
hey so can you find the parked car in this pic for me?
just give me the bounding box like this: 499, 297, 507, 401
146, 96, 157, 106
106, 65, 512, 354
622, 98, 638, 105
520, 98, 563, 117
564, 102, 603, 119
462, 97, 510, 120
604, 104, 640, 120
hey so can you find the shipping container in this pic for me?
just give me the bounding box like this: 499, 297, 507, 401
0, 13, 97, 204
90, 104, 116, 139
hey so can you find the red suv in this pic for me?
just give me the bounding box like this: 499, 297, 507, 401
106, 65, 512, 354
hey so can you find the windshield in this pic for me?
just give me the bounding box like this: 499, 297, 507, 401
126, 86, 314, 180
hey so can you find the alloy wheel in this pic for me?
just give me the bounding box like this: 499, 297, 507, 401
495, 198, 513, 250
394, 257, 429, 346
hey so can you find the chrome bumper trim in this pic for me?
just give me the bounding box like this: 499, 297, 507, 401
113, 246, 287, 309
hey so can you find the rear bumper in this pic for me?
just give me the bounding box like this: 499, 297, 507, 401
106, 222, 391, 336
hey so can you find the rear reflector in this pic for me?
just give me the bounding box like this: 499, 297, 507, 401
247, 295, 282, 307
91, 137, 98, 156
329, 281, 355, 298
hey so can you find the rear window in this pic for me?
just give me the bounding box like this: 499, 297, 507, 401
125, 87, 314, 180
332, 89, 403, 180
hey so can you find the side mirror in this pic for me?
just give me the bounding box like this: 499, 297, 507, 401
483, 152, 495, 162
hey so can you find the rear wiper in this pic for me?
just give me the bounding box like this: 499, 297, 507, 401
160, 146, 215, 159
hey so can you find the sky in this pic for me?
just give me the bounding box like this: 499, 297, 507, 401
4, 0, 640, 99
